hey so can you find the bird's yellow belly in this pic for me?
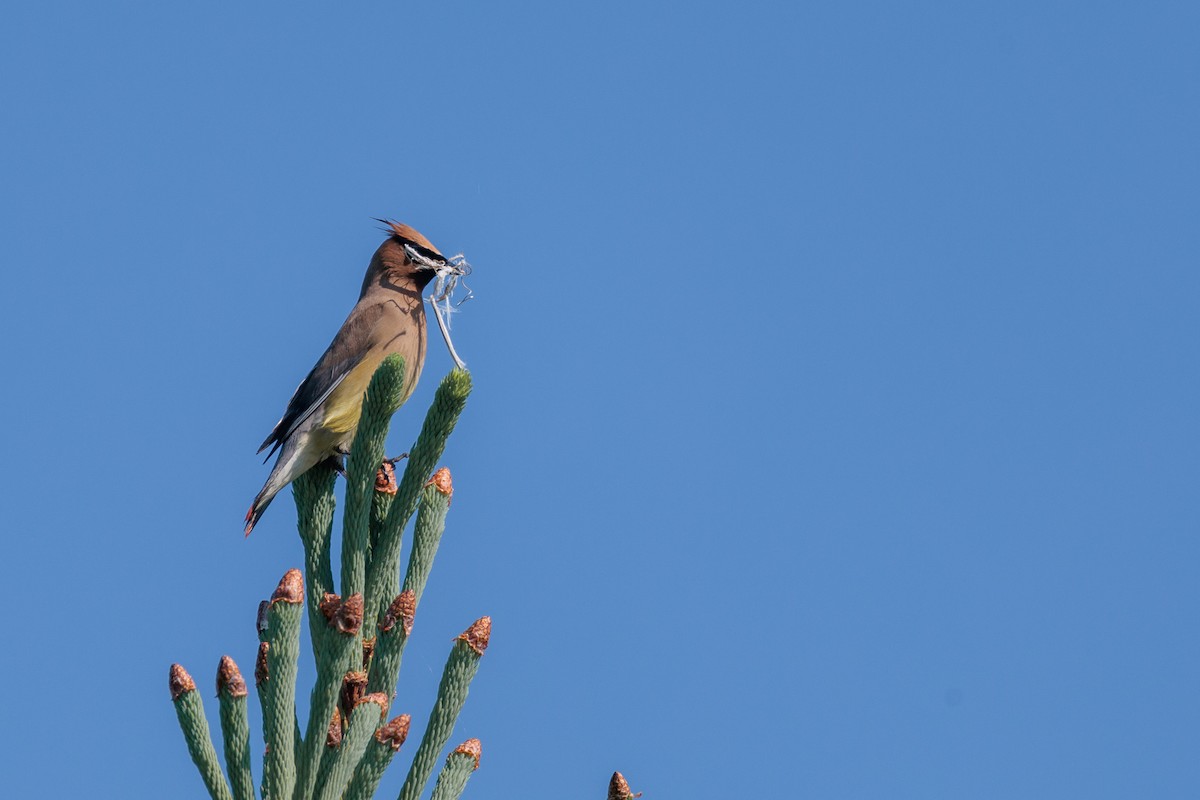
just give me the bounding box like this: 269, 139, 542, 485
321, 354, 387, 436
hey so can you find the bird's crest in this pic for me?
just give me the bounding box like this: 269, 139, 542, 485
377, 219, 444, 260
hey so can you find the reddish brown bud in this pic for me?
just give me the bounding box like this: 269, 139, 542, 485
319, 592, 342, 621
608, 772, 641, 800
453, 738, 482, 771
216, 655, 248, 698
362, 637, 376, 666
375, 461, 398, 495
332, 593, 364, 635
355, 692, 390, 720
456, 616, 491, 656
326, 708, 343, 748
339, 671, 368, 719
270, 568, 303, 605
255, 642, 269, 686
426, 466, 453, 497
169, 664, 195, 701
380, 590, 416, 635
374, 714, 412, 751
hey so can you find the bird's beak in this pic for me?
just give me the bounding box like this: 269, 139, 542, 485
403, 243, 471, 278
403, 242, 448, 270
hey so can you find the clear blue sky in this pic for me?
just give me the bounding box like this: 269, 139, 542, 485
2, 2, 1197, 797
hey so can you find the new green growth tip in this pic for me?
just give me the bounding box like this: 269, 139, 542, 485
430, 739, 482, 800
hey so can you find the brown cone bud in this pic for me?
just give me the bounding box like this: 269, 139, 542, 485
326, 708, 343, 748
339, 671, 368, 719
270, 568, 303, 605
608, 772, 641, 800
453, 738, 482, 771
426, 466, 453, 496
332, 593, 364, 635
375, 461, 398, 495
255, 642, 269, 686
456, 616, 491, 655
355, 692, 390, 720
363, 637, 376, 665
374, 714, 411, 751
319, 592, 342, 621
216, 655, 248, 698
169, 663, 195, 701
380, 590, 416, 635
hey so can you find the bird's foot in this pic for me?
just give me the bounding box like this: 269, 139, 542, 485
385, 452, 409, 464
321, 454, 348, 479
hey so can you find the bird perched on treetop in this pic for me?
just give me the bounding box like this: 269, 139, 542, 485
245, 221, 452, 536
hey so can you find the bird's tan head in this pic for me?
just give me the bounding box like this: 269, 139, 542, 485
363, 220, 447, 295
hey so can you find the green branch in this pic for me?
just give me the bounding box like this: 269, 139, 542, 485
343, 715, 411, 800
169, 664, 233, 800
293, 464, 337, 662
315, 693, 390, 800
297, 592, 364, 800
398, 617, 491, 800
216, 656, 254, 800
343, 355, 407, 612
365, 369, 471, 629
403, 471, 454, 612
261, 570, 304, 800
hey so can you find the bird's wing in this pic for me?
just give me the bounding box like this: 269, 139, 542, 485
257, 302, 390, 458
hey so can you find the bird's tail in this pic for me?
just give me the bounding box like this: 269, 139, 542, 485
244, 486, 278, 537
244, 427, 324, 536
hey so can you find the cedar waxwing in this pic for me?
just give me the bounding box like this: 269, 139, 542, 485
245, 221, 452, 536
